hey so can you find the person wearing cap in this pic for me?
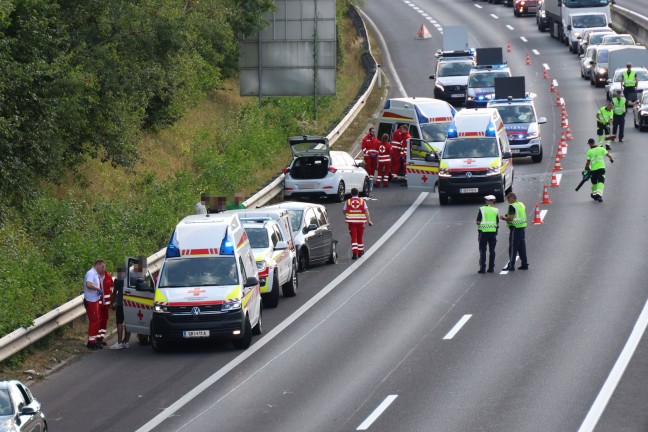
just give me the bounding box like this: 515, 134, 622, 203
476, 195, 499, 274
585, 138, 614, 202
611, 89, 627, 143
595, 101, 614, 149
622, 64, 639, 101
500, 192, 528, 271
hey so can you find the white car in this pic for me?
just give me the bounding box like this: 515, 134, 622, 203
606, 67, 648, 101
284, 135, 370, 202
580, 46, 597, 80
242, 219, 297, 308
600, 34, 636, 46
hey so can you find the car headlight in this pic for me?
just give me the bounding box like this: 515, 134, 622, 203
154, 304, 169, 313
596, 67, 607, 74
435, 83, 445, 92
222, 300, 242, 311
438, 168, 451, 177
527, 132, 539, 139
486, 166, 500, 176
467, 96, 475, 101
573, 32, 582, 39
256, 260, 266, 271
641, 110, 648, 116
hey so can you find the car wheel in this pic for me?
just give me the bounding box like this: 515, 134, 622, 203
505, 175, 514, 194
496, 181, 506, 202
361, 177, 370, 197
137, 333, 151, 346
335, 181, 345, 202
531, 147, 543, 163
298, 247, 309, 272
439, 195, 449, 206
252, 308, 262, 335
232, 315, 252, 349
590, 76, 595, 86
634, 115, 639, 129
151, 325, 167, 353
581, 68, 584, 78
282, 262, 298, 297
326, 241, 338, 264
262, 270, 280, 308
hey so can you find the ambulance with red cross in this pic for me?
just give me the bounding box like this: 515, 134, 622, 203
377, 97, 456, 188
124, 213, 262, 351
409, 108, 514, 204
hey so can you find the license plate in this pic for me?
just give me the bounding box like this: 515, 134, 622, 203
451, 93, 464, 98
183, 330, 209, 338
511, 149, 520, 154
299, 183, 315, 190
460, 188, 479, 194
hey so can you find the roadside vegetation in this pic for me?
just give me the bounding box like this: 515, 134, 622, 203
0, 0, 367, 352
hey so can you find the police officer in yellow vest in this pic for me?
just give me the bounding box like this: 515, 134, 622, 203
476, 195, 499, 274
596, 101, 614, 149
611, 89, 627, 143
622, 64, 639, 102
500, 192, 528, 271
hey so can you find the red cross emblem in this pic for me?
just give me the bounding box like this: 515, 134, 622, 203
351, 200, 360, 209
188, 288, 206, 296
379, 145, 385, 153
464, 158, 475, 164
422, 175, 428, 183
137, 310, 143, 320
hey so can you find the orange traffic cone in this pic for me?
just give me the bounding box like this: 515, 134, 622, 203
532, 203, 543, 225
561, 116, 568, 128
561, 105, 567, 118
506, 40, 512, 53
555, 91, 562, 106
543, 67, 549, 79
526, 52, 531, 65
566, 125, 574, 140
417, 24, 432, 39
550, 170, 559, 186
554, 156, 562, 171
541, 185, 552, 204
549, 79, 556, 92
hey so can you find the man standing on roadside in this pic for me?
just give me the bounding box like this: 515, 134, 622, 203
611, 90, 627, 143
596, 101, 614, 149
476, 195, 499, 274
585, 137, 614, 202
391, 124, 410, 180
97, 268, 114, 347
84, 259, 105, 350
622, 63, 639, 102
343, 188, 373, 259
500, 193, 529, 271
110, 267, 131, 350
361, 127, 379, 190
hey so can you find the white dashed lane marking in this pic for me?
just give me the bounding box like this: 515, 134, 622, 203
443, 315, 473, 340
357, 395, 398, 430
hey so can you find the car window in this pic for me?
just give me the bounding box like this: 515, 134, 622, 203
8, 385, 26, 410
305, 208, 319, 228
246, 228, 270, 249
409, 139, 437, 161
16, 384, 32, 404
315, 207, 328, 226
341, 153, 355, 166
158, 257, 238, 287
286, 210, 303, 232
0, 388, 13, 415
270, 225, 281, 246
239, 257, 247, 281
331, 153, 344, 166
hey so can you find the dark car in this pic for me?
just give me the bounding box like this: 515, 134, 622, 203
514, 0, 539, 16
590, 46, 610, 87
264, 202, 337, 272
633, 91, 648, 131
536, 0, 549, 31
0, 381, 47, 432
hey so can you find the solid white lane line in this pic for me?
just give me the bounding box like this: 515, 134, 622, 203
135, 193, 430, 432
475, 4, 483, 8
520, 36, 528, 42
490, 14, 499, 19
443, 315, 473, 340
500, 256, 519, 275
532, 49, 540, 55
578, 297, 648, 432
357, 395, 398, 430
506, 24, 515, 30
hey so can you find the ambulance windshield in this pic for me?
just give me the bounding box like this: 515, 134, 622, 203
494, 105, 536, 124
159, 257, 238, 287
421, 122, 451, 142
443, 138, 499, 159
246, 228, 270, 249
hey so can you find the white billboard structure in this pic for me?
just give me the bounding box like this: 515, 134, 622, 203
239, 0, 336, 98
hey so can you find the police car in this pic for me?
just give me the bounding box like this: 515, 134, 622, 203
429, 49, 475, 105
488, 95, 547, 163
465, 65, 512, 108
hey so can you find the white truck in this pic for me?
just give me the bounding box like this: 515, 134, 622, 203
544, 0, 612, 50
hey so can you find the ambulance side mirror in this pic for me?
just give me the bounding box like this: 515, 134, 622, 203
538, 117, 547, 125
135, 278, 151, 292
274, 241, 288, 250
429, 74, 435, 79
502, 151, 513, 159
244, 277, 259, 288
425, 153, 438, 163
355, 159, 366, 169
303, 224, 317, 234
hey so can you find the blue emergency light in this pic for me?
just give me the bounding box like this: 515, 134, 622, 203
447, 121, 458, 138
166, 231, 181, 258
415, 106, 428, 125
220, 229, 235, 255
383, 100, 391, 109
486, 123, 497, 136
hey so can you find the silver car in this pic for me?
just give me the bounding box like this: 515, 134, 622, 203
580, 46, 596, 80
606, 67, 648, 101
0, 381, 47, 432
633, 91, 648, 131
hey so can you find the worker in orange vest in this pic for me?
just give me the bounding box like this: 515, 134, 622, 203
343, 188, 373, 259
391, 124, 411, 180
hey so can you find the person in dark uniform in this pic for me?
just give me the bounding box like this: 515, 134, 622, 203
476, 195, 499, 274
500, 192, 529, 271
109, 267, 131, 349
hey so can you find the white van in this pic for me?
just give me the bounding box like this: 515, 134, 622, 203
124, 213, 262, 351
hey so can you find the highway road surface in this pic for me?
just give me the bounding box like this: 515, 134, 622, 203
33, 1, 648, 431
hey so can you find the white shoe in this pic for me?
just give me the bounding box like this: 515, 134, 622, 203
109, 343, 123, 350
122, 342, 130, 349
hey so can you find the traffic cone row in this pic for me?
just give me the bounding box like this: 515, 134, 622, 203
550, 79, 556, 92
565, 125, 574, 140
541, 185, 552, 204
550, 170, 559, 187
532, 204, 543, 225
543, 67, 549, 79
555, 91, 562, 106
526, 52, 532, 65
561, 116, 568, 128
561, 105, 568, 119
554, 156, 562, 171
506, 40, 512, 53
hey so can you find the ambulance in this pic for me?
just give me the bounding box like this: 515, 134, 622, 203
431, 108, 514, 205
376, 97, 456, 154
124, 213, 262, 351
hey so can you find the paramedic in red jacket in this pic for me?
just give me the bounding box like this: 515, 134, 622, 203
376, 134, 392, 188
361, 127, 379, 185
343, 188, 373, 260
391, 124, 411, 179
97, 270, 114, 346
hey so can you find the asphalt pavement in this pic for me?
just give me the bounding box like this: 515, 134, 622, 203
32, 1, 648, 431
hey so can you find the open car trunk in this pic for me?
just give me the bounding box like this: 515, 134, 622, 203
289, 156, 330, 180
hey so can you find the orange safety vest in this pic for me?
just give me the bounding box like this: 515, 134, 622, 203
345, 197, 368, 224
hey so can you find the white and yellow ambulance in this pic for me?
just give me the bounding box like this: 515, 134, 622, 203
124, 213, 262, 351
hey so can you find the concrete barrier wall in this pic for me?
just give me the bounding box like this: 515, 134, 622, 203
612, 6, 648, 47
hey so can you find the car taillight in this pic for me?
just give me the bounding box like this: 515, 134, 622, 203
328, 167, 337, 173
283, 168, 290, 174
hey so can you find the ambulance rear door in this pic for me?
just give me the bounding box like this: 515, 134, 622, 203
406, 138, 440, 191
123, 257, 155, 335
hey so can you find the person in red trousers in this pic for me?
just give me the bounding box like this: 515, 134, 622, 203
361, 127, 379, 188
97, 269, 114, 346
376, 134, 392, 188
343, 188, 373, 259
84, 259, 105, 350
391, 124, 411, 180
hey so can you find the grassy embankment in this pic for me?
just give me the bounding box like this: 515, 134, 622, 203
0, 10, 388, 372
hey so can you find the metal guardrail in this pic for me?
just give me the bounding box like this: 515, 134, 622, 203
0, 6, 380, 363
611, 5, 648, 47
